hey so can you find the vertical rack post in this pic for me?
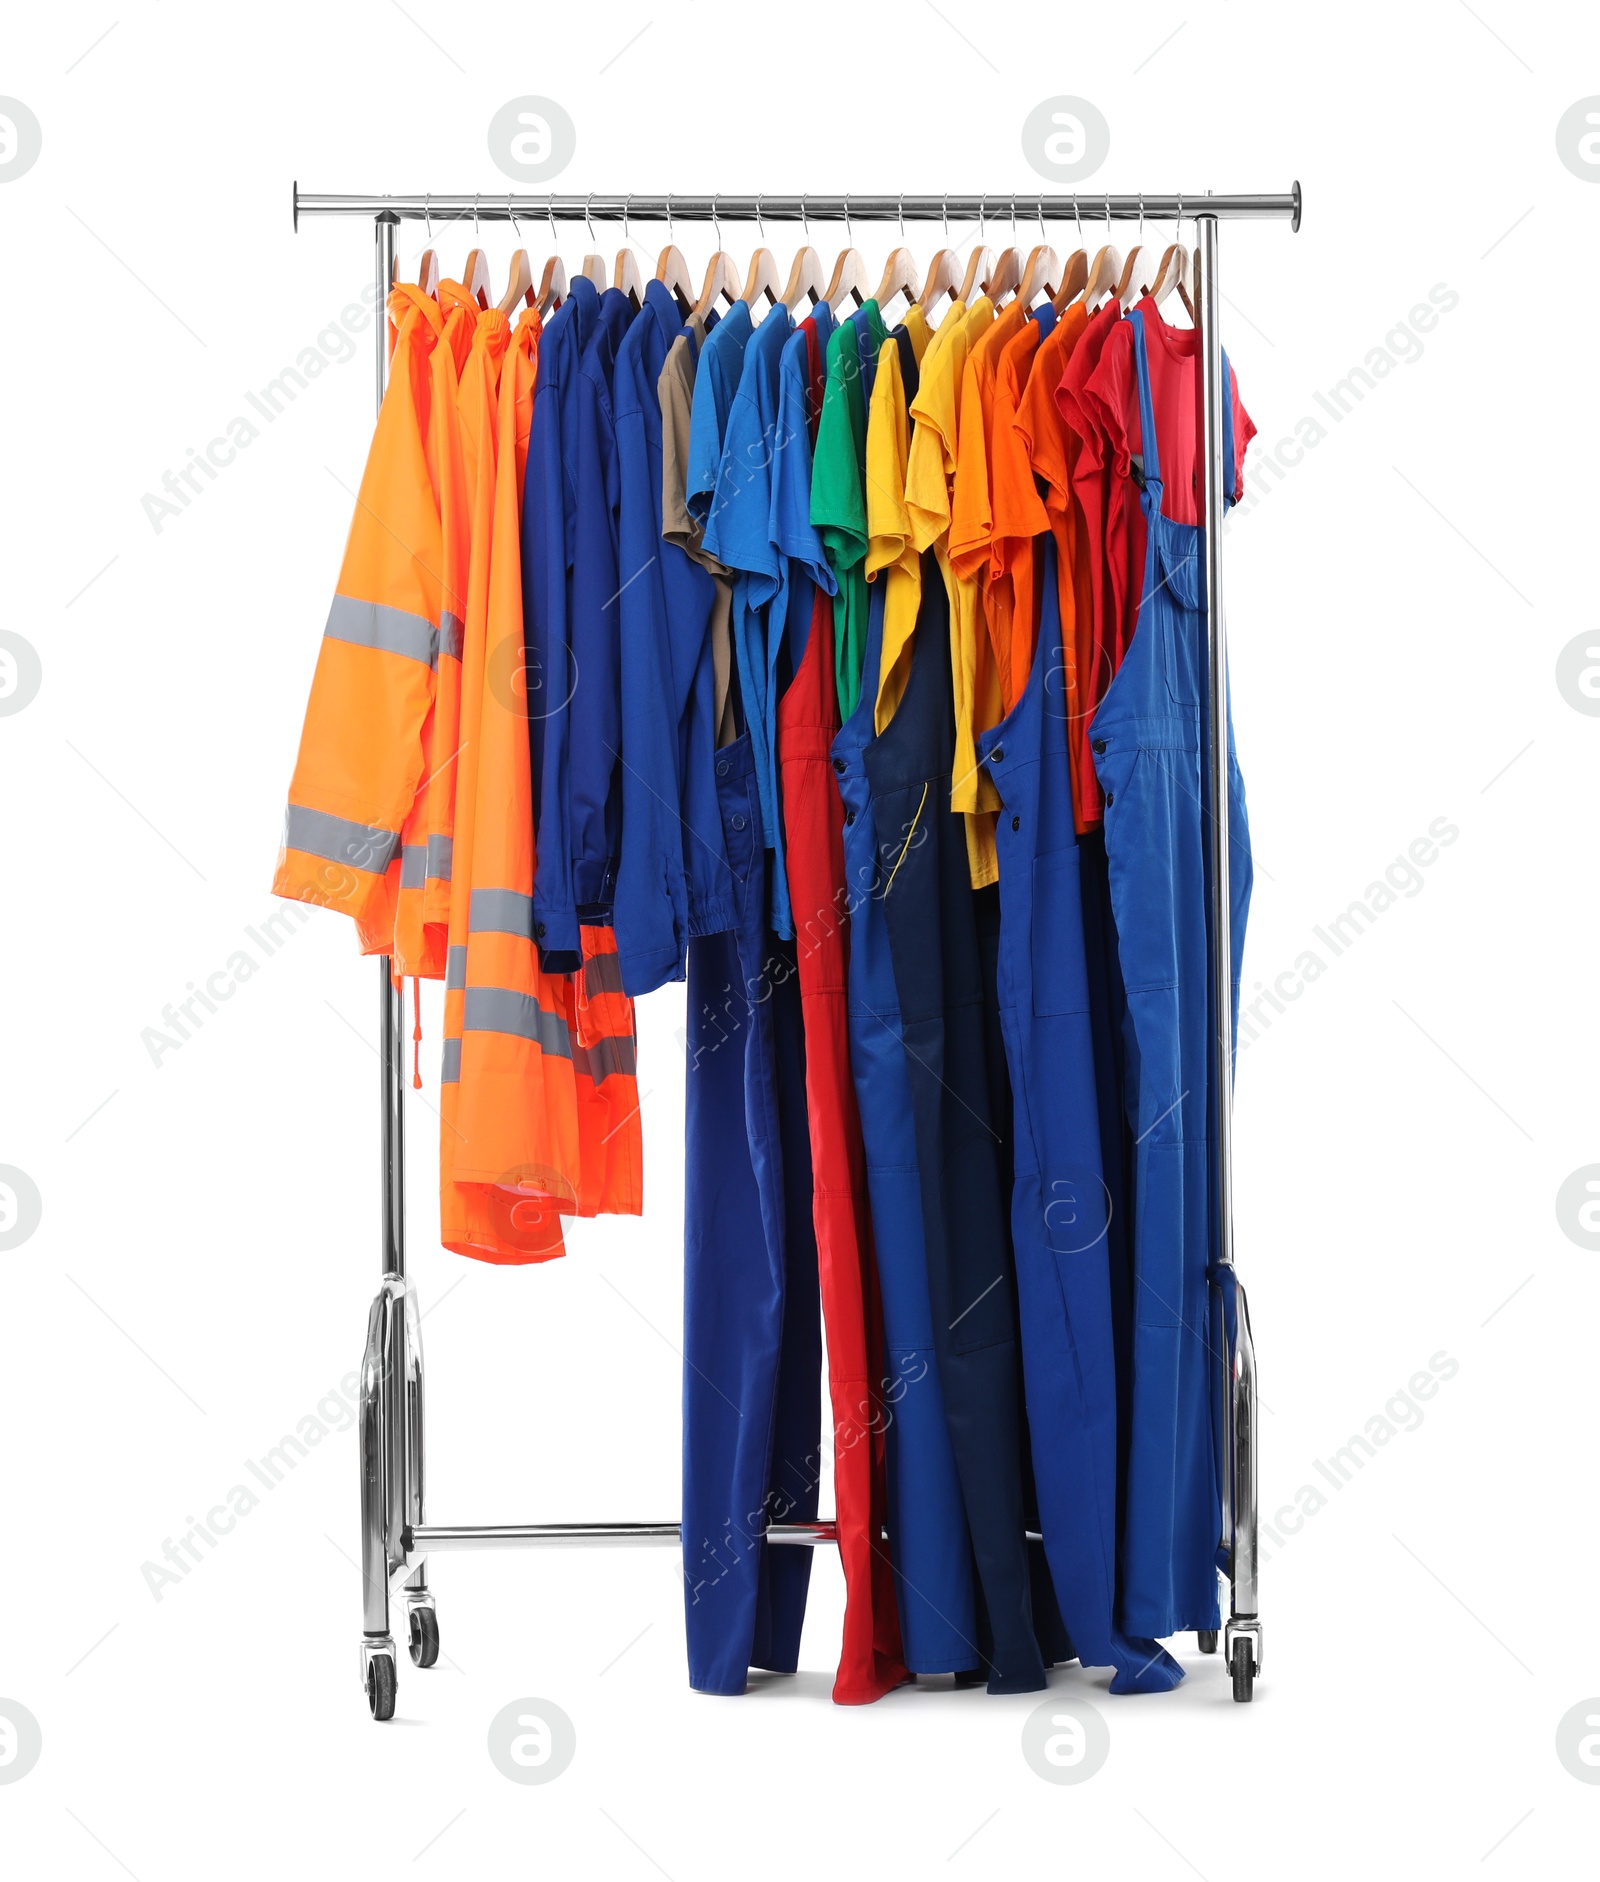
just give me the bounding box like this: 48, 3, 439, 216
1196, 213, 1260, 1692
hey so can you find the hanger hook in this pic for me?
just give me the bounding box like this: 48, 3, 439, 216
623, 191, 632, 251
547, 194, 557, 250
897, 192, 906, 242
1010, 191, 1019, 245
843, 192, 853, 251
755, 193, 765, 245
942, 193, 950, 244
424, 191, 433, 244
665, 192, 674, 249
800, 192, 809, 247
1036, 192, 1047, 248
711, 193, 721, 251
473, 192, 481, 245
508, 191, 522, 243
1073, 192, 1083, 247
1138, 190, 1145, 248
977, 191, 986, 247
585, 192, 596, 248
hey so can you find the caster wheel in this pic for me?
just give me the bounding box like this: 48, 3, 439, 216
1230, 1638, 1255, 1703
1197, 1630, 1219, 1654
367, 1652, 397, 1721
409, 1605, 440, 1669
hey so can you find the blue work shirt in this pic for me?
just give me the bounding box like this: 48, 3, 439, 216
685, 301, 755, 531
521, 275, 599, 973
702, 303, 810, 938
771, 303, 835, 751
611, 282, 733, 993
533, 287, 636, 965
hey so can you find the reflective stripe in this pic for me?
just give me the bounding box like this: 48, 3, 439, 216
469, 888, 536, 938
427, 834, 453, 882
445, 946, 467, 991
439, 611, 464, 662
323, 594, 437, 668
282, 804, 400, 873
462, 987, 573, 1059
400, 844, 427, 889
573, 1032, 637, 1083
583, 949, 625, 996
441, 1037, 461, 1083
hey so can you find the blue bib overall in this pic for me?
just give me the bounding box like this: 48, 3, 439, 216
1089, 310, 1252, 1638
833, 581, 979, 1676
862, 559, 1068, 1694
978, 535, 1182, 1693
682, 732, 823, 1692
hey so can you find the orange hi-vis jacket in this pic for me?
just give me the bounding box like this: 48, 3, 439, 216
440, 306, 643, 1262
274, 284, 458, 948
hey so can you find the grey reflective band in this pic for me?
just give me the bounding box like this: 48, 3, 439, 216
439, 611, 464, 662
440, 1038, 461, 1084
462, 987, 573, 1060
469, 888, 536, 938
584, 949, 624, 996
324, 594, 438, 668
400, 844, 427, 889
282, 803, 400, 873
574, 1032, 637, 1083
427, 834, 453, 882
445, 946, 467, 991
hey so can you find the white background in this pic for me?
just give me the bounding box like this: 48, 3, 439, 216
2, 2, 1597, 1873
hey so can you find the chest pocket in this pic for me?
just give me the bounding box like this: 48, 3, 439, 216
1031, 847, 1091, 1017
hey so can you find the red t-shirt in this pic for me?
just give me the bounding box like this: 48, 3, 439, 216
1053, 300, 1124, 713
1079, 295, 1256, 677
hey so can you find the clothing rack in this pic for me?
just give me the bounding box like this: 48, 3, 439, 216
291, 183, 1300, 1719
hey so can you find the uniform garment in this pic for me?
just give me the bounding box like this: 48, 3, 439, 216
1080, 294, 1256, 702
833, 579, 978, 1676
865, 310, 930, 734
523, 276, 600, 974
534, 287, 636, 960
274, 284, 458, 957
778, 589, 909, 1705
977, 536, 1182, 1693
902, 295, 998, 889
1089, 308, 1251, 1635
659, 330, 740, 926
613, 283, 711, 994
686, 300, 756, 527
862, 556, 1051, 1695
811, 301, 888, 723
681, 732, 822, 1693
983, 305, 1054, 719
1013, 300, 1100, 831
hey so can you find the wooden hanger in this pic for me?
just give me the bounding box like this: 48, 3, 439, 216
459, 244, 493, 309
781, 244, 826, 309
693, 251, 740, 323
958, 244, 994, 305
986, 246, 1021, 305
497, 248, 534, 315
1018, 244, 1060, 308
918, 246, 961, 317
416, 246, 440, 297
824, 246, 868, 313
742, 246, 782, 310
615, 246, 644, 308
656, 243, 696, 318
873, 245, 922, 320
1150, 240, 1190, 309
537, 254, 567, 315
1083, 242, 1122, 311
1052, 247, 1089, 313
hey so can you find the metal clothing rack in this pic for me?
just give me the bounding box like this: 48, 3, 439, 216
292, 183, 1299, 1720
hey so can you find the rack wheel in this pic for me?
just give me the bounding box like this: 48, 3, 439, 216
1230, 1637, 1255, 1703
409, 1605, 440, 1669
367, 1651, 397, 1721
1197, 1630, 1219, 1654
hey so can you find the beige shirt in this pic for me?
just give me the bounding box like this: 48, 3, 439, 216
659, 333, 737, 747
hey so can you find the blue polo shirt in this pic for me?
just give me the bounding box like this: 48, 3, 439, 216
611, 282, 734, 994
772, 303, 836, 712
685, 300, 755, 532
522, 275, 599, 973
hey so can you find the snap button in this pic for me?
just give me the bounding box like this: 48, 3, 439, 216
844, 809, 855, 826
1092, 738, 1107, 754
990, 744, 1004, 763
730, 813, 747, 831
1104, 792, 1114, 806
832, 757, 846, 774
535, 921, 547, 938
1011, 815, 1020, 832
716, 758, 729, 777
